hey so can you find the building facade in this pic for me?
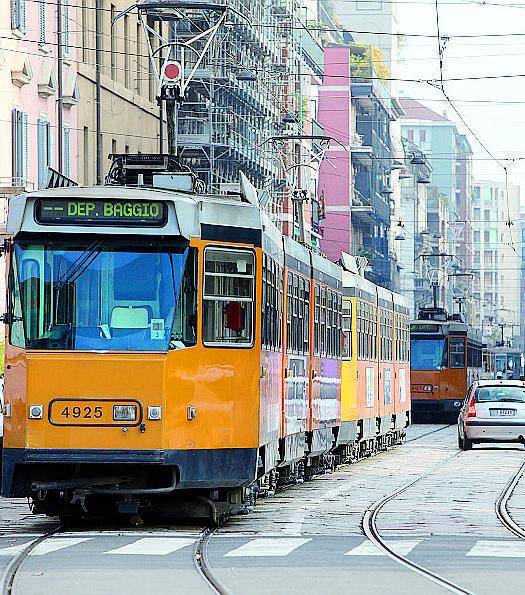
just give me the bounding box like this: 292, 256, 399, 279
471, 180, 521, 346
2, 0, 78, 192
400, 98, 473, 317
397, 141, 433, 317
318, 43, 399, 288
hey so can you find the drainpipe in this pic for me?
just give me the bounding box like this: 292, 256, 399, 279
57, 0, 63, 171
95, 0, 102, 183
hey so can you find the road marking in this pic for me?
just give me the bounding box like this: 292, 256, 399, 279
30, 538, 92, 556
224, 538, 311, 557
345, 540, 423, 556
466, 540, 525, 557
104, 538, 195, 556
0, 542, 35, 556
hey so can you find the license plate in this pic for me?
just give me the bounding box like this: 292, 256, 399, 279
489, 409, 516, 417
412, 385, 429, 393
49, 399, 141, 426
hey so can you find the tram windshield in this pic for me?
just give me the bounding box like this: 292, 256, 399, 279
410, 338, 447, 371
10, 240, 197, 351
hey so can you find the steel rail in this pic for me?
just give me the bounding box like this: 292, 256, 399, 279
193, 527, 230, 595
0, 524, 62, 595
362, 450, 476, 595
405, 424, 452, 443
495, 460, 525, 538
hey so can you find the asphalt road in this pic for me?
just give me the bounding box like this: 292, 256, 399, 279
1, 425, 524, 594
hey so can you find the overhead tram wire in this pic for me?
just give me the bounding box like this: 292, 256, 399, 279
430, 0, 519, 254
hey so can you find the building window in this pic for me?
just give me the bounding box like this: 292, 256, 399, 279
124, 14, 130, 89
63, 0, 70, 57
136, 23, 142, 95
63, 124, 71, 178
111, 138, 117, 155
38, 0, 46, 45
202, 248, 255, 347
474, 230, 480, 243
81, 0, 88, 62
37, 117, 52, 190
484, 209, 490, 222
83, 126, 89, 185
12, 0, 26, 34
407, 129, 414, 142
110, 4, 116, 80
12, 109, 28, 186
420, 129, 426, 142
484, 230, 489, 244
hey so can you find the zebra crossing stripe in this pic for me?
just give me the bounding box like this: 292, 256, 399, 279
345, 540, 423, 556
30, 538, 93, 556
104, 538, 195, 555
466, 540, 525, 558
223, 538, 311, 557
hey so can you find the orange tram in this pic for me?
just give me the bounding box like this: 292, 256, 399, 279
410, 307, 482, 422
1, 159, 410, 520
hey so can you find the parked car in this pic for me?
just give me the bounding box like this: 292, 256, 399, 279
458, 380, 525, 450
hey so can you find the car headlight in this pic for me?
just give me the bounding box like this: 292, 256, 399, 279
113, 405, 137, 422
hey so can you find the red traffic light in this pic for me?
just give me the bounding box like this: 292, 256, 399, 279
162, 61, 181, 83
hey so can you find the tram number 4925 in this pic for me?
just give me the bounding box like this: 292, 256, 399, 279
61, 405, 103, 419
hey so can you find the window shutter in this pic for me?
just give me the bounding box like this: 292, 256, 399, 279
11, 0, 19, 30
20, 0, 26, 33
22, 112, 28, 185
46, 120, 52, 169
63, 0, 69, 56
11, 109, 18, 181
38, 0, 46, 44
63, 125, 71, 177
37, 119, 45, 189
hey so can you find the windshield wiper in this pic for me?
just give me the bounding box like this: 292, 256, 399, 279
57, 240, 104, 286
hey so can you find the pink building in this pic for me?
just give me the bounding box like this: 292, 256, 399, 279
1, 0, 78, 193
318, 47, 354, 263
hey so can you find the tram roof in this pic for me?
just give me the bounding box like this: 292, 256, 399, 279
6, 185, 263, 241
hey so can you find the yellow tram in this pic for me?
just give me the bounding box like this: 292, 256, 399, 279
1, 157, 410, 519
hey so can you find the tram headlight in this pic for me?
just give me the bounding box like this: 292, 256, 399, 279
28, 404, 44, 419
147, 406, 162, 420
424, 385, 433, 392
113, 405, 137, 422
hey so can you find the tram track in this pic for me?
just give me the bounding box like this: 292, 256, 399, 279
0, 524, 62, 595
193, 527, 229, 595
405, 424, 452, 443
495, 460, 525, 539
362, 450, 475, 595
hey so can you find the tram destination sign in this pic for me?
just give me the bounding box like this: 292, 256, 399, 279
34, 199, 167, 227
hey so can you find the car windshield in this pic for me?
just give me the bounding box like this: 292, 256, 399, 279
475, 386, 525, 403
410, 338, 447, 371
10, 240, 197, 351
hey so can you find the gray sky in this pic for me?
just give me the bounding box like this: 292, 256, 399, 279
398, 0, 525, 208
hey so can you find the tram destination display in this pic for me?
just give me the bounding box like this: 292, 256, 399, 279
35, 199, 167, 227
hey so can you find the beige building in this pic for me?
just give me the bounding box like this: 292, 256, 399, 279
471, 180, 521, 345
78, 0, 162, 184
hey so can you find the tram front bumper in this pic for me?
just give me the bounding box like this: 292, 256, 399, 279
412, 398, 464, 414
1, 447, 258, 498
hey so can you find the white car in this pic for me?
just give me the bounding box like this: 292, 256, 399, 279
458, 380, 525, 450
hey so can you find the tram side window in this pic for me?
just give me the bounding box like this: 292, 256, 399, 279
203, 248, 254, 346
8, 254, 25, 348
262, 256, 282, 351
314, 286, 320, 356
449, 337, 466, 368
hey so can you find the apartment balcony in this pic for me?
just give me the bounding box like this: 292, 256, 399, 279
292, 24, 324, 78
